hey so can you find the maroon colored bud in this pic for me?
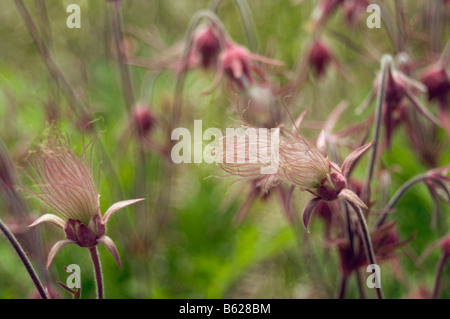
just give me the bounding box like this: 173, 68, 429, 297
77, 224, 97, 247
330, 171, 346, 193
309, 39, 332, 77
64, 216, 103, 247
194, 26, 221, 69
421, 65, 450, 103
442, 236, 450, 256
132, 104, 156, 136
384, 69, 405, 106
318, 184, 339, 201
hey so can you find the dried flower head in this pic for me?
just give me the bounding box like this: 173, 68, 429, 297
26, 131, 144, 268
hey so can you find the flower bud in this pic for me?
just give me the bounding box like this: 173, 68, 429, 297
421, 65, 450, 103
193, 26, 221, 69
309, 39, 332, 78
442, 235, 450, 256
132, 104, 156, 136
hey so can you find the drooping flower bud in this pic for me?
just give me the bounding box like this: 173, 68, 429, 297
132, 104, 156, 137
193, 26, 221, 69
203, 41, 284, 94
421, 65, 450, 104
308, 39, 332, 78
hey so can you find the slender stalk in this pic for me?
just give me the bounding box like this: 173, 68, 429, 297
109, 1, 135, 112
89, 246, 104, 299
108, 0, 149, 237
151, 10, 228, 255
355, 270, 367, 299
0, 218, 49, 299
170, 10, 228, 134
348, 202, 384, 299
234, 0, 259, 52
14, 0, 88, 117
376, 174, 428, 227
338, 274, 348, 299
362, 55, 392, 204
432, 254, 447, 299
209, 0, 223, 13
15, 0, 128, 206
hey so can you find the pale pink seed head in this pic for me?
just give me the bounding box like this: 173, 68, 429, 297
27, 134, 99, 225
276, 129, 330, 193
217, 126, 331, 194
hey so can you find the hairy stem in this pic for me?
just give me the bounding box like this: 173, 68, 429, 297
89, 246, 104, 299
432, 254, 447, 299
362, 55, 392, 205
349, 202, 384, 299
0, 218, 49, 299
376, 174, 428, 227
355, 269, 367, 299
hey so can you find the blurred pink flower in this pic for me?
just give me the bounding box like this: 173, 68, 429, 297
204, 40, 284, 94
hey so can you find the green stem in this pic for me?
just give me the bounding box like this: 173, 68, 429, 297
234, 0, 259, 52
0, 218, 49, 299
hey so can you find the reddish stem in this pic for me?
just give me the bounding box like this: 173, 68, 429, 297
89, 246, 104, 299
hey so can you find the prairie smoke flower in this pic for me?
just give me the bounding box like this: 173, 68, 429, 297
329, 221, 411, 277
192, 25, 221, 69
132, 103, 157, 137
178, 25, 222, 72
216, 125, 372, 229
308, 39, 333, 78
422, 65, 450, 104
26, 133, 144, 268
362, 58, 443, 149
204, 40, 284, 94
421, 64, 450, 134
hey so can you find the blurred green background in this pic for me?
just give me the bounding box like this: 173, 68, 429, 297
0, 0, 449, 299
